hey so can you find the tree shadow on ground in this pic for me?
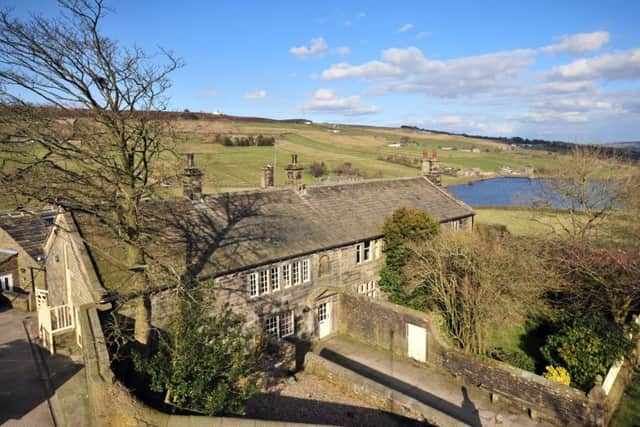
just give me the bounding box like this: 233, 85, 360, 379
320, 348, 482, 426
0, 339, 81, 425
246, 394, 429, 427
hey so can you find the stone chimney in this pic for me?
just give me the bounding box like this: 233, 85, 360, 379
261, 164, 274, 188
423, 149, 441, 186
183, 153, 203, 200
285, 153, 305, 191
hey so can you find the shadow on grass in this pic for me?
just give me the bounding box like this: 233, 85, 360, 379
518, 319, 554, 374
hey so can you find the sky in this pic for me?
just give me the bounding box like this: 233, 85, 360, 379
6, 0, 640, 142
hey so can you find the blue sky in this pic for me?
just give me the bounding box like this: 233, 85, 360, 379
7, 0, 640, 142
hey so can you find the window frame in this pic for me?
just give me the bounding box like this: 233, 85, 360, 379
282, 264, 291, 288
270, 267, 280, 291
248, 272, 258, 298
302, 259, 310, 283
292, 261, 301, 285
259, 269, 269, 295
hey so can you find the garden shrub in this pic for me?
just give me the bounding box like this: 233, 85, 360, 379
541, 314, 634, 390
543, 365, 571, 386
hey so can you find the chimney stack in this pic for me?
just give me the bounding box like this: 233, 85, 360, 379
183, 153, 203, 200
285, 153, 304, 191
261, 164, 274, 188
423, 149, 441, 186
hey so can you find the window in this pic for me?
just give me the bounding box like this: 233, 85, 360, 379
263, 310, 295, 339
319, 255, 330, 276
302, 259, 310, 282
279, 311, 294, 337
357, 280, 379, 298
292, 262, 301, 285
248, 273, 258, 297
318, 303, 328, 322
0, 274, 13, 292
282, 264, 291, 287
356, 239, 379, 264
363, 241, 371, 261
264, 315, 279, 337
270, 267, 279, 291
259, 270, 269, 294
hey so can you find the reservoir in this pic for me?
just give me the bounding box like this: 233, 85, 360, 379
447, 177, 545, 207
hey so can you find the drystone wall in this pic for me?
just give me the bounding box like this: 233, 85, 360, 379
335, 293, 616, 427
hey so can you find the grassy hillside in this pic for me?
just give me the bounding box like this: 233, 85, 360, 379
170, 118, 563, 194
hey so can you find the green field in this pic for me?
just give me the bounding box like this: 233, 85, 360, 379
166, 118, 567, 194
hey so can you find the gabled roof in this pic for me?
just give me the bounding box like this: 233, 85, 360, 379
76, 176, 474, 287
0, 210, 55, 262
153, 176, 474, 277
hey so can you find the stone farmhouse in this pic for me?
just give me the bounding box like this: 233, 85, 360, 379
37, 152, 473, 351
142, 152, 474, 341
25, 154, 627, 426
0, 210, 54, 310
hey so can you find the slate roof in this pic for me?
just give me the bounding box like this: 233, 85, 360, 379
0, 211, 55, 262
149, 176, 475, 277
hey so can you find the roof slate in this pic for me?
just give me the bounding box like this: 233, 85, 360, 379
153, 176, 474, 277
76, 176, 474, 285
0, 211, 55, 261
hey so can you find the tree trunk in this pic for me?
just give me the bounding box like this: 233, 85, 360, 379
134, 294, 151, 345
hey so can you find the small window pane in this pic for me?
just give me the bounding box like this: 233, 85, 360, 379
264, 315, 278, 337
248, 273, 258, 297
355, 244, 362, 264
292, 262, 300, 285
363, 241, 371, 261
259, 270, 269, 294
279, 311, 294, 337
282, 264, 291, 287
302, 259, 310, 282
271, 267, 279, 291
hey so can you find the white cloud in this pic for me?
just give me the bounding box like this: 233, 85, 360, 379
299, 89, 380, 116
542, 31, 610, 55
245, 90, 267, 100
398, 23, 414, 33
416, 31, 432, 39
344, 20, 352, 27
322, 46, 535, 97
321, 60, 403, 80
289, 37, 328, 57
546, 49, 640, 81
334, 46, 352, 57
519, 111, 590, 123
432, 115, 462, 125
357, 11, 366, 18
199, 89, 217, 98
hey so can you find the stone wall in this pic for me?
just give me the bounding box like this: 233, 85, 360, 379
44, 213, 104, 308
337, 292, 447, 365
334, 294, 616, 427
0, 227, 44, 298
148, 240, 386, 341
304, 351, 465, 427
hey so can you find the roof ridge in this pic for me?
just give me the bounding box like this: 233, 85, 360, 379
422, 176, 476, 213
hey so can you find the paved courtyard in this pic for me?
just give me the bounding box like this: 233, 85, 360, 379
0, 308, 55, 427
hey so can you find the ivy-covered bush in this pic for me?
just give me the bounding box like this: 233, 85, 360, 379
378, 207, 439, 304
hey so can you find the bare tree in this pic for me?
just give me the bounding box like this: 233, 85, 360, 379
404, 233, 555, 355
0, 0, 183, 344
551, 240, 640, 325
536, 146, 634, 241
